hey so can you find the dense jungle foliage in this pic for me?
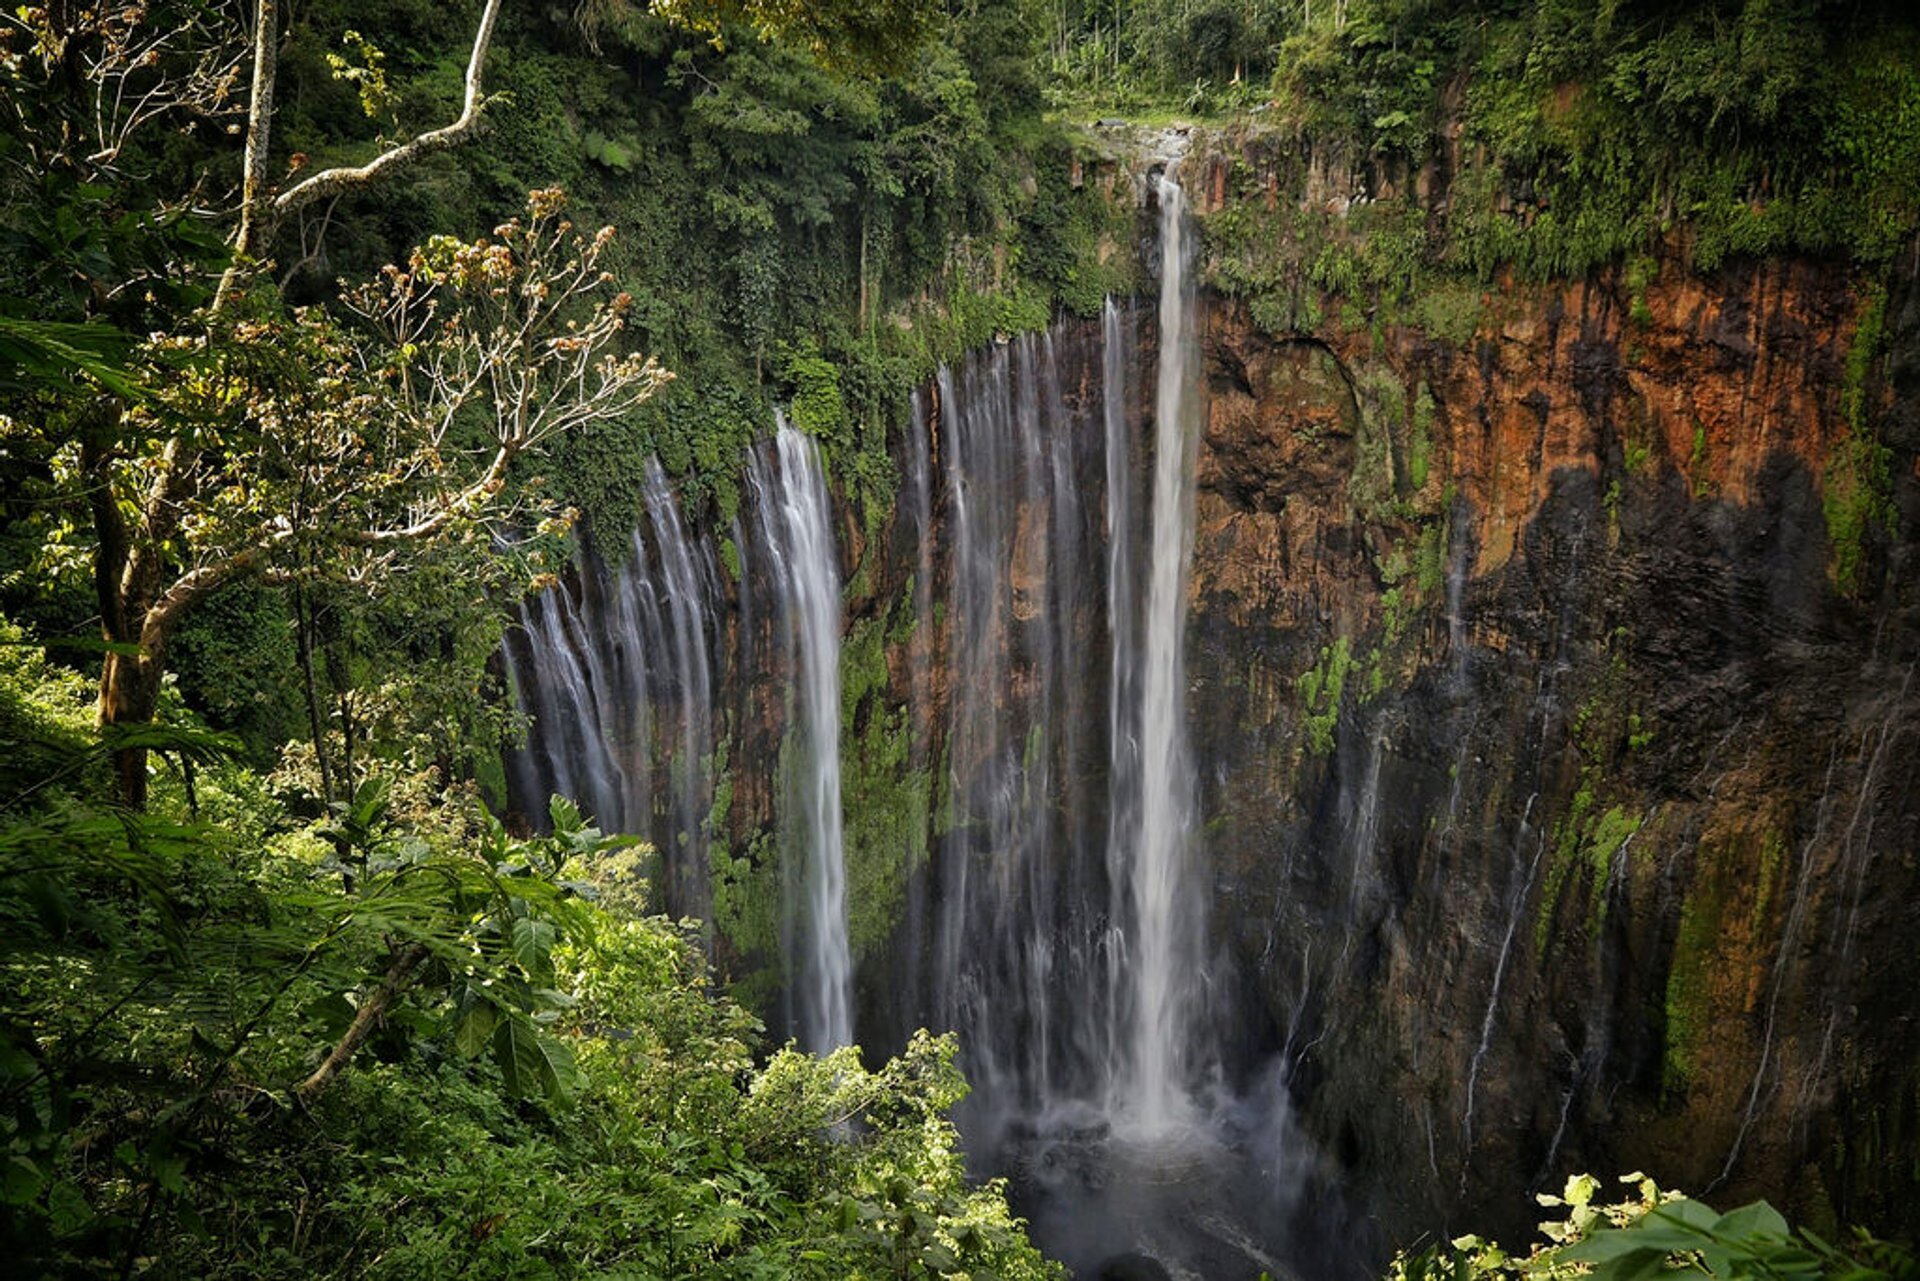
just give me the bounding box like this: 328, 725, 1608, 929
2, 0, 1917, 1275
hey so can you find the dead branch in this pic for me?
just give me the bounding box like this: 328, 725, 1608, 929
272, 0, 503, 222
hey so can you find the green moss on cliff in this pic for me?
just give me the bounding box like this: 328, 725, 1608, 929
1196, 5, 1920, 397
710, 828, 784, 1010
1349, 365, 1407, 519
1535, 786, 1642, 952
1826, 284, 1895, 594
1408, 384, 1436, 493
1297, 636, 1354, 756
1664, 851, 1728, 1097
839, 616, 931, 962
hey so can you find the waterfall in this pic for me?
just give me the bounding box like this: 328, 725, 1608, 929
499, 469, 714, 917
1102, 296, 1141, 1100
604, 528, 655, 825
933, 331, 1093, 1117
753, 415, 853, 1054
919, 172, 1212, 1142
1116, 170, 1207, 1134
644, 460, 716, 917
501, 154, 1310, 1278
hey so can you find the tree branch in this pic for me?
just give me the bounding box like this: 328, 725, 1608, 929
354, 436, 518, 546
226, 0, 281, 275
141, 542, 277, 644
274, 0, 503, 221
295, 942, 429, 1103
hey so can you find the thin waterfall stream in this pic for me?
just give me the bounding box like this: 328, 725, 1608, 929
755, 416, 854, 1054
1117, 169, 1207, 1137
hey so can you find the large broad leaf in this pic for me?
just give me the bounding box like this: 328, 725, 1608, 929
1564, 1225, 1699, 1262
547, 794, 584, 835
450, 996, 498, 1059
490, 1013, 577, 1107
508, 916, 557, 978
1, 1154, 43, 1205
45, 1180, 93, 1237
1712, 1201, 1792, 1244
95, 720, 245, 765
1563, 1201, 1725, 1277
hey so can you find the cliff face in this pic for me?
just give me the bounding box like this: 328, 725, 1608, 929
1173, 159, 1920, 1242
810, 148, 1920, 1247
503, 121, 1920, 1262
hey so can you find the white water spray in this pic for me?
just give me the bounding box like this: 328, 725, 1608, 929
765, 416, 854, 1053
1118, 170, 1205, 1135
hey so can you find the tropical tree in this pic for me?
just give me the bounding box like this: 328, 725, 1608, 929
1, 0, 941, 806
0, 0, 652, 802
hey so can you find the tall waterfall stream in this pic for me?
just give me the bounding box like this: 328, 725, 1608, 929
752, 416, 854, 1054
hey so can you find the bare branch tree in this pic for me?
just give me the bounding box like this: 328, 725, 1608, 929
230, 0, 505, 269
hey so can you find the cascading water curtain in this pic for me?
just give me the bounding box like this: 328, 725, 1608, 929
750, 415, 854, 1055
499, 467, 715, 920
898, 166, 1214, 1150
505, 167, 1215, 1146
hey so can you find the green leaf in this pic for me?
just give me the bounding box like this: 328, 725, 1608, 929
148, 1150, 187, 1194
1713, 1200, 1791, 1243
490, 1014, 577, 1106
0, 1029, 38, 1079
46, 1180, 92, 1236
548, 795, 583, 835
1, 1155, 43, 1205
177, 1200, 211, 1240
1657, 1200, 1722, 1231
509, 917, 557, 975
452, 999, 498, 1058
1565, 1231, 1690, 1263
1563, 1172, 1600, 1206
303, 992, 357, 1037
95, 720, 244, 764
0, 314, 145, 399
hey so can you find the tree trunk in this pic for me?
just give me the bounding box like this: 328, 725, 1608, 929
85, 427, 167, 811
229, 0, 281, 271
99, 642, 163, 810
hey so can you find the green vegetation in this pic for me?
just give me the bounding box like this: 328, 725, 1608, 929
2, 0, 1915, 1271
0, 0, 1080, 1273
1827, 285, 1896, 592
839, 616, 932, 965
1184, 4, 1912, 595
0, 661, 1058, 1275
1532, 644, 1662, 951
1401, 1172, 1915, 1281
1664, 832, 1738, 1097
518, 2, 1139, 533
1349, 365, 1410, 519
1200, 2, 1920, 328
1297, 636, 1355, 756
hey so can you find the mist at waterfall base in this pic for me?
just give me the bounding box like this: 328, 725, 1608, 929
501, 175, 1365, 1280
